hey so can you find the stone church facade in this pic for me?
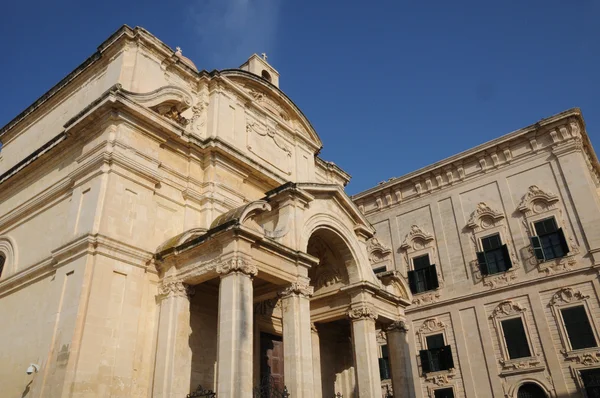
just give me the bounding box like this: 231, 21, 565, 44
0, 26, 598, 398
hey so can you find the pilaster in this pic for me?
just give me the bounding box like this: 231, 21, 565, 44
153, 280, 194, 398
348, 304, 381, 397
215, 257, 257, 398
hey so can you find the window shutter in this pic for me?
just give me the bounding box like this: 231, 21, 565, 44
442, 345, 454, 369
557, 228, 570, 255
408, 270, 418, 294
476, 251, 489, 275
429, 264, 440, 289
378, 357, 390, 379
530, 236, 545, 261
419, 350, 432, 373
501, 244, 513, 270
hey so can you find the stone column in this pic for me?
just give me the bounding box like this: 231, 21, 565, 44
280, 279, 314, 397
311, 323, 323, 398
348, 304, 381, 397
153, 280, 194, 398
386, 320, 412, 398
216, 258, 257, 398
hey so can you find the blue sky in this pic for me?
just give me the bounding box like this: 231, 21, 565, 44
1, 0, 598, 194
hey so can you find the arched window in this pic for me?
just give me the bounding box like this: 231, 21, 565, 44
517, 383, 547, 398
261, 70, 272, 82
0, 253, 5, 278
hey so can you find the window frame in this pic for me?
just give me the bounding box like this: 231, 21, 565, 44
530, 216, 570, 262
516, 185, 579, 273
477, 232, 513, 276
549, 287, 599, 355
577, 367, 600, 398
417, 318, 455, 376
430, 386, 456, 398
400, 225, 444, 298
489, 300, 540, 374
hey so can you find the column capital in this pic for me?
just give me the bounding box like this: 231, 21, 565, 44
216, 257, 258, 277
279, 279, 314, 299
157, 280, 194, 301
386, 320, 409, 333
347, 304, 377, 321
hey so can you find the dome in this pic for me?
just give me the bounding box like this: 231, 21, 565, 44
175, 47, 198, 72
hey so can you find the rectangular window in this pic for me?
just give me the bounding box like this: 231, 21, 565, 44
531, 218, 569, 261
434, 388, 455, 398
501, 318, 532, 359
581, 368, 600, 398
408, 254, 439, 294
561, 305, 597, 350
419, 333, 454, 373
476, 233, 512, 275
378, 344, 391, 380
373, 266, 387, 274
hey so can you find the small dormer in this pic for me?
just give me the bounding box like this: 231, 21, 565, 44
240, 53, 280, 88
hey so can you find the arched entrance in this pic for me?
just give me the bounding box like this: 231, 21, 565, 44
517, 383, 548, 398
307, 228, 356, 397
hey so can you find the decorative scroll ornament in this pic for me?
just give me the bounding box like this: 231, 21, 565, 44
311, 323, 319, 333
549, 287, 589, 306
387, 320, 409, 333
400, 225, 434, 250
490, 300, 526, 319
517, 185, 559, 215
347, 304, 377, 321
561, 349, 600, 365
158, 280, 194, 299
424, 372, 455, 386
466, 202, 505, 230
279, 280, 314, 298
216, 257, 258, 277
246, 122, 292, 156
417, 318, 447, 335
366, 237, 392, 264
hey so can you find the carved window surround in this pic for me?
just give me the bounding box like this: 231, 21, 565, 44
367, 237, 392, 272
466, 202, 519, 288
489, 300, 544, 375
400, 225, 443, 305
417, 318, 449, 351
417, 317, 456, 382
517, 185, 579, 275
548, 287, 600, 365
425, 376, 457, 397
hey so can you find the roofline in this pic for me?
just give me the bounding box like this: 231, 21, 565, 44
353, 107, 584, 200
0, 25, 133, 139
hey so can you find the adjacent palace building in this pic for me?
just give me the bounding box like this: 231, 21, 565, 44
1, 26, 599, 398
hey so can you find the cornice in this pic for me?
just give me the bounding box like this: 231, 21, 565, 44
0, 233, 155, 296
353, 109, 593, 209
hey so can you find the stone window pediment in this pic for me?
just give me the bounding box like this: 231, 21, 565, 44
489, 300, 544, 375
400, 225, 443, 306
466, 202, 519, 288
548, 287, 600, 365
517, 185, 580, 275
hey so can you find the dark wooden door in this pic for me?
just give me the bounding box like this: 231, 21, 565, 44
259, 332, 284, 395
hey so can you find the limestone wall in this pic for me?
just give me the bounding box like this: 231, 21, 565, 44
356, 111, 600, 397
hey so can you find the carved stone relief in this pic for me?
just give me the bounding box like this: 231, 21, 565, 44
307, 236, 347, 290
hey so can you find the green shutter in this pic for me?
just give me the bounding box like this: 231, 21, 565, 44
501, 244, 513, 270
530, 236, 545, 261
408, 270, 418, 293
442, 345, 454, 370
429, 264, 439, 289
419, 350, 432, 373
557, 228, 570, 255
476, 251, 489, 275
